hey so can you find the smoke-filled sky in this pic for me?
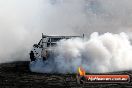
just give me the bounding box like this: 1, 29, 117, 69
1, 0, 132, 63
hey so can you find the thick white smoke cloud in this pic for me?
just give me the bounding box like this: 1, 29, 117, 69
30, 32, 132, 73
0, 0, 132, 71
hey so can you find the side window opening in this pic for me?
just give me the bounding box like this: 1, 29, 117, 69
47, 38, 51, 47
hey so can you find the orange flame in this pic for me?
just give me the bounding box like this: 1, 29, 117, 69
78, 66, 86, 76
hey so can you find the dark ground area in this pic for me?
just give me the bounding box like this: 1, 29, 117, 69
0, 61, 132, 88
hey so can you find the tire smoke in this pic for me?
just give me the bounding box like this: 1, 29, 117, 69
30, 32, 132, 73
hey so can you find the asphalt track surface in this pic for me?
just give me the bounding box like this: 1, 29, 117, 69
0, 61, 132, 88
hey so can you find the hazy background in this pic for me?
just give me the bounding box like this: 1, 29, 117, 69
1, 0, 132, 63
